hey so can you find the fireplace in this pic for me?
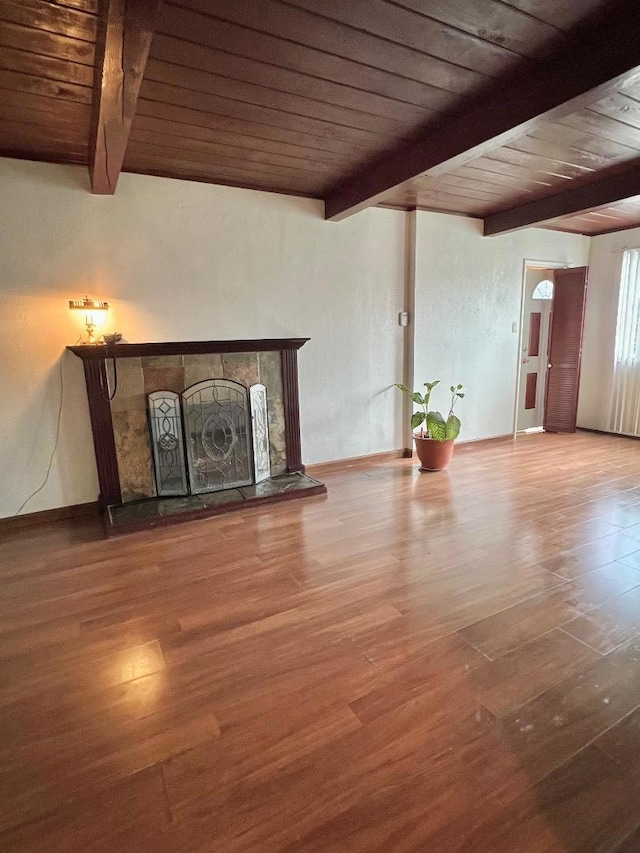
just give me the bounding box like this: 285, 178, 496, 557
68, 339, 326, 534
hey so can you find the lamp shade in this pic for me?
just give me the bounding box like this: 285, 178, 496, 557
69, 296, 109, 312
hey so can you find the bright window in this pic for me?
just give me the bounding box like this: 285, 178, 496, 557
614, 249, 640, 364
611, 248, 640, 435
532, 279, 553, 300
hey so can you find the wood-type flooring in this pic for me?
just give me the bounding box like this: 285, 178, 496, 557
2, 431, 640, 851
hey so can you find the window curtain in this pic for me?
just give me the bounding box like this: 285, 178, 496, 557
611, 248, 640, 435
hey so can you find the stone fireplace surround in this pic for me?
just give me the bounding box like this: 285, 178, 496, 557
68, 339, 326, 534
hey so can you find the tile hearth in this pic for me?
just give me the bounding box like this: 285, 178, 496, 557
106, 473, 325, 534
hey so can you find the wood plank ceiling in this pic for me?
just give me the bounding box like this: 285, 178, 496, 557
1, 0, 640, 235
392, 85, 640, 236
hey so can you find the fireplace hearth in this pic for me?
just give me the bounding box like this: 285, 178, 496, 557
68, 338, 326, 535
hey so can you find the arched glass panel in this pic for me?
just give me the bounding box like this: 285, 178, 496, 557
182, 379, 253, 493
532, 279, 554, 300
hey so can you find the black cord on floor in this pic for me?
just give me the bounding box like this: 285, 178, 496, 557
15, 358, 64, 516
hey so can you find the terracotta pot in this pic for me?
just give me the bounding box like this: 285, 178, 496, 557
414, 435, 454, 471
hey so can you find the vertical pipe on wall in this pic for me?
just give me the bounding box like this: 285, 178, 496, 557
402, 209, 417, 456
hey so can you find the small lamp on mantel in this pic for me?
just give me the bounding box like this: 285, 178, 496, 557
68, 295, 109, 345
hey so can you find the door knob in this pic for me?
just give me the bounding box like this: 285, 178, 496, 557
548, 363, 552, 368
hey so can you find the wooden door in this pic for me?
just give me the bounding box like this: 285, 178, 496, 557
544, 267, 588, 433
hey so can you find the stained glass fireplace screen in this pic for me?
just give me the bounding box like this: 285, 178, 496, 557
250, 383, 271, 484
182, 379, 253, 494
148, 391, 189, 496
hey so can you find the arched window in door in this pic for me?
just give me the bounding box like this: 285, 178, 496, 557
532, 279, 554, 300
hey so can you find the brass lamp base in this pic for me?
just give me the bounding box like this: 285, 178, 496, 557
84, 321, 98, 345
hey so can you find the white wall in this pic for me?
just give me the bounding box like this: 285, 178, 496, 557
577, 227, 640, 431
0, 158, 598, 518
0, 158, 407, 518
414, 212, 590, 442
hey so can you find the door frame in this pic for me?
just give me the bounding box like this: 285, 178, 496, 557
512, 259, 571, 439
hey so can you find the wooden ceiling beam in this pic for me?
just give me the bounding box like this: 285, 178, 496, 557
483, 170, 640, 236
324, 1, 640, 221
89, 0, 159, 194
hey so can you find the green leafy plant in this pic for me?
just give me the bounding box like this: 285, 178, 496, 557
396, 380, 465, 442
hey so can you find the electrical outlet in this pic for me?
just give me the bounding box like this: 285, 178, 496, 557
512, 321, 518, 333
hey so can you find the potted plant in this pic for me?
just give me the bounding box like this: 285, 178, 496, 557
396, 380, 465, 471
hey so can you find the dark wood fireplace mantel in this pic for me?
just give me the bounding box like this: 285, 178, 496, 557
67, 338, 310, 360
68, 338, 311, 517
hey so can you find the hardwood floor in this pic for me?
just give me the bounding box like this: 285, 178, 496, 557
3, 431, 640, 851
